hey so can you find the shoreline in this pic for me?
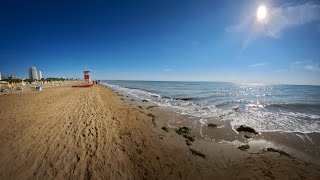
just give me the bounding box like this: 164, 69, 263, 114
120, 86, 320, 165
0, 84, 319, 179
103, 81, 320, 134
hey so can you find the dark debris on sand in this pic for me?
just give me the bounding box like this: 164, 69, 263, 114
236, 125, 258, 134
238, 144, 250, 151
175, 127, 195, 142
207, 123, 218, 128
189, 149, 206, 159
186, 140, 192, 146
175, 97, 194, 101
176, 126, 190, 134
147, 113, 156, 118
147, 113, 156, 127
162, 126, 169, 132
147, 105, 158, 109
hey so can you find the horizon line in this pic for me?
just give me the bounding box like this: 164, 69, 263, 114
100, 79, 320, 87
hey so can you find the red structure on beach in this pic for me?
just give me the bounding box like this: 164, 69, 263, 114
83, 70, 90, 81
72, 69, 93, 88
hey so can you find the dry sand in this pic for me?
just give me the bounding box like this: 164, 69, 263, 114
0, 85, 319, 179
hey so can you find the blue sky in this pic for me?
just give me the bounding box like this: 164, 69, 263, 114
0, 0, 320, 85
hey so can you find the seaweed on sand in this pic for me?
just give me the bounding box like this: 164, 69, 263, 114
147, 113, 156, 126
238, 144, 250, 151
176, 126, 190, 135
175, 127, 195, 142
207, 123, 218, 128
147, 105, 158, 109
183, 134, 195, 142
236, 125, 258, 134
162, 126, 169, 132
186, 140, 192, 146
147, 113, 156, 118
189, 149, 206, 159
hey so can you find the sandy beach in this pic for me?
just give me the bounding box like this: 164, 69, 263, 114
0, 85, 319, 180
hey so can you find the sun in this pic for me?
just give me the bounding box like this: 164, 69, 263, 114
257, 5, 267, 22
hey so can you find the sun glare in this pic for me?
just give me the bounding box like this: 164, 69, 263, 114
257, 5, 267, 22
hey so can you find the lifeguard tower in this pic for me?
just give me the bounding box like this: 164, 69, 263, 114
72, 69, 93, 87
83, 70, 90, 82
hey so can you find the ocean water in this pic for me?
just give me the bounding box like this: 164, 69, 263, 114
102, 80, 320, 133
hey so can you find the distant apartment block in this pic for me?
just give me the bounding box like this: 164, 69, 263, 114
38, 70, 42, 80
29, 66, 43, 80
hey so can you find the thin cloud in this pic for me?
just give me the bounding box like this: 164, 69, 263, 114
241, 37, 251, 51
290, 61, 320, 72
266, 2, 320, 38
226, 2, 320, 49
304, 64, 320, 71
249, 62, 267, 68
292, 61, 304, 65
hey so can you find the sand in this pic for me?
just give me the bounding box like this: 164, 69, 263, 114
0, 85, 319, 179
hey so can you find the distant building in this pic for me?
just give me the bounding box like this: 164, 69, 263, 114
38, 70, 42, 80
29, 66, 39, 80
0, 72, 2, 80
9, 75, 17, 79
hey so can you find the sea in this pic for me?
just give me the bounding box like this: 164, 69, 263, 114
101, 80, 320, 134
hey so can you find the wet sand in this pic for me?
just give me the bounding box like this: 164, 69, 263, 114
0, 85, 319, 179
